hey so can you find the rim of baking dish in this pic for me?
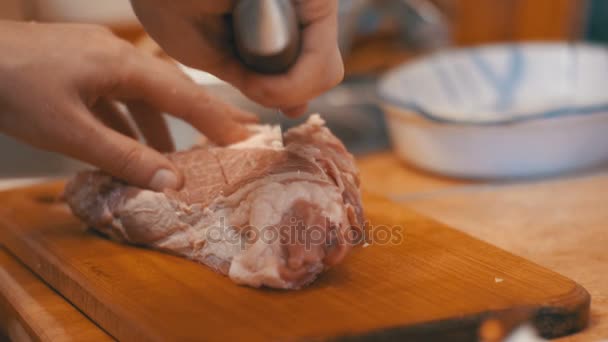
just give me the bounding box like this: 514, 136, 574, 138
378, 42, 608, 126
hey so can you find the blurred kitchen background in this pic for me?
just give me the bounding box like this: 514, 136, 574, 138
0, 0, 605, 179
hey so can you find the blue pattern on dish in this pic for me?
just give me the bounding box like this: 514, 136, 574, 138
431, 58, 461, 104
378, 43, 608, 125
469, 46, 524, 111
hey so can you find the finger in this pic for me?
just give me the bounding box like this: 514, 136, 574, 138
230, 109, 259, 124
93, 99, 139, 140
111, 54, 252, 145
61, 105, 182, 191
126, 101, 175, 153
280, 104, 308, 118
217, 0, 344, 109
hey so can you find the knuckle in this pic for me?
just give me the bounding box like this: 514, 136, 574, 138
257, 96, 279, 108
115, 145, 145, 177
241, 83, 268, 105
326, 62, 344, 88
83, 23, 112, 33
82, 26, 115, 47
96, 25, 113, 34
82, 31, 136, 73
108, 40, 136, 63
254, 84, 282, 105
320, 52, 344, 89
87, 28, 133, 58
72, 23, 112, 36
296, 0, 337, 23
90, 25, 113, 37
109, 44, 139, 83
181, 92, 211, 121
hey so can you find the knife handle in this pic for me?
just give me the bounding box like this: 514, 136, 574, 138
232, 0, 301, 74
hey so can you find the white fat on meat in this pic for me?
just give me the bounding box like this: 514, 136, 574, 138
65, 114, 363, 289
228, 122, 283, 150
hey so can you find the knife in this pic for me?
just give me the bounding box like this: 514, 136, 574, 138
232, 0, 301, 74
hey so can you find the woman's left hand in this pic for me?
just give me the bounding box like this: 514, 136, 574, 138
130, 0, 344, 117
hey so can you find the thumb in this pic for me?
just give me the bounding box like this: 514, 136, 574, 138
61, 113, 182, 191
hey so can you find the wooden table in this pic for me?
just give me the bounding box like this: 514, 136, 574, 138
0, 152, 606, 340
358, 152, 608, 341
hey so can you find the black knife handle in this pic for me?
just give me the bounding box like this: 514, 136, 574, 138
232, 0, 301, 74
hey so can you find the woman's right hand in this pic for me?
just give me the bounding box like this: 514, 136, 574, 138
0, 20, 256, 191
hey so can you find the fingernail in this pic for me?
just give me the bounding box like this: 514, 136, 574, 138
149, 169, 179, 191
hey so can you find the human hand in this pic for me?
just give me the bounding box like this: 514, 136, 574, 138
130, 0, 344, 117
0, 21, 256, 191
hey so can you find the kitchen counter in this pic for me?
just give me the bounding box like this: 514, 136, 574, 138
1, 152, 607, 340
358, 152, 608, 341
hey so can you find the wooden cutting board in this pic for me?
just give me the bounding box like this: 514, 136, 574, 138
0, 182, 589, 341
0, 247, 112, 341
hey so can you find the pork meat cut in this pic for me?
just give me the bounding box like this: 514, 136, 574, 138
65, 115, 364, 289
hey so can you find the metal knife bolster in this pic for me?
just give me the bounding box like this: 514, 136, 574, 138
232, 0, 301, 74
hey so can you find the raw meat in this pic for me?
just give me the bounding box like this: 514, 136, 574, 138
65, 115, 364, 289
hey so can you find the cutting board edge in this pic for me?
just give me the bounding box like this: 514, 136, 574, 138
324, 287, 589, 341
0, 214, 149, 342
359, 192, 592, 339
0, 247, 114, 342
0, 181, 592, 341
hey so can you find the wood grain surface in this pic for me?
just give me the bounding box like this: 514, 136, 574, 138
0, 247, 111, 341
356, 152, 608, 341
0, 182, 589, 341
400, 171, 608, 342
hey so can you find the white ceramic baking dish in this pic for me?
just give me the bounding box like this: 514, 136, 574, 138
378, 43, 608, 179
